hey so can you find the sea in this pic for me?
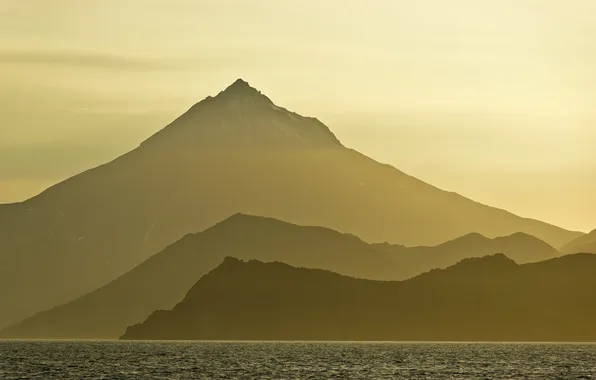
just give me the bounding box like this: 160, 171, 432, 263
1, 341, 595, 379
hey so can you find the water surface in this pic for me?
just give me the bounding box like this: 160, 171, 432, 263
1, 340, 595, 379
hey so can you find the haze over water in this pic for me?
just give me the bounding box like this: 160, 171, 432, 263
1, 341, 595, 379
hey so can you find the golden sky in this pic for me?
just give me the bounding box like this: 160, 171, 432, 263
1, 0, 595, 232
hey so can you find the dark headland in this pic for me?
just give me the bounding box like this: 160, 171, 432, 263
121, 253, 596, 342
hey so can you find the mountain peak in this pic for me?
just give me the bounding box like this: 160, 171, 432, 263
437, 232, 489, 248
140, 79, 343, 149
427, 253, 518, 277
220, 212, 273, 222
226, 78, 252, 90
219, 78, 264, 99
220, 256, 245, 267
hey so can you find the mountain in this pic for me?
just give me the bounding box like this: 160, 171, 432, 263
0, 214, 561, 339
0, 214, 396, 339
120, 254, 596, 342
561, 229, 596, 254
373, 231, 561, 274
0, 79, 580, 329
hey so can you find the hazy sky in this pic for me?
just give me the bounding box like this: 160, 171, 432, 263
1, 0, 595, 232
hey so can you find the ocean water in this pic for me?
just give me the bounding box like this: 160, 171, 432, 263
1, 341, 595, 379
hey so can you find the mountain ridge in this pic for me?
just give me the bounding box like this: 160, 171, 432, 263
120, 253, 596, 342
0, 214, 563, 339
373, 228, 560, 266
561, 229, 596, 254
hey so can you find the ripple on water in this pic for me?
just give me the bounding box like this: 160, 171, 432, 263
0, 341, 595, 379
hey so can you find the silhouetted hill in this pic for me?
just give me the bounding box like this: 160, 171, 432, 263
120, 254, 596, 342
561, 229, 596, 254
0, 79, 580, 329
0, 214, 394, 339
373, 231, 561, 273
0, 215, 561, 339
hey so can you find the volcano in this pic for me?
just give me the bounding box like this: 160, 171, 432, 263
0, 79, 580, 329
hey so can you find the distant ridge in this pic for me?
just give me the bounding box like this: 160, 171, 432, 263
561, 229, 596, 254
1, 214, 562, 339
373, 230, 560, 265
0, 79, 581, 330
120, 253, 596, 342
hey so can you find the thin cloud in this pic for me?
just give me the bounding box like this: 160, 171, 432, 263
0, 49, 227, 71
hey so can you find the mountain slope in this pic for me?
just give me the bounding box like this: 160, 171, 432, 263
0, 214, 396, 339
373, 231, 561, 272
120, 254, 596, 342
0, 214, 561, 339
561, 229, 596, 254
0, 79, 580, 329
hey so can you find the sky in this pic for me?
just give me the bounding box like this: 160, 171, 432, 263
1, 0, 595, 232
